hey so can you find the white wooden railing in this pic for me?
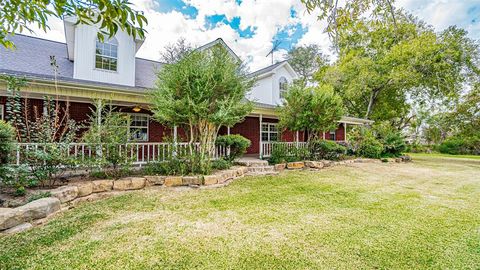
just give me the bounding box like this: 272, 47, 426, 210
13, 142, 228, 166
261, 142, 309, 158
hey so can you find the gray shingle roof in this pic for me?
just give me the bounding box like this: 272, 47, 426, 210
0, 34, 163, 91
249, 60, 287, 77
0, 35, 291, 91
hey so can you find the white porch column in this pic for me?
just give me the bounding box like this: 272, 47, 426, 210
227, 126, 231, 156
95, 99, 103, 158
344, 123, 347, 142
295, 131, 299, 147
259, 114, 263, 159
173, 125, 178, 157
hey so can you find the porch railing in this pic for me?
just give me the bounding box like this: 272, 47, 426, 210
261, 141, 308, 158
261, 141, 347, 158
13, 142, 228, 166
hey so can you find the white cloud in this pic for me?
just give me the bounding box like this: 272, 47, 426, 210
14, 0, 479, 71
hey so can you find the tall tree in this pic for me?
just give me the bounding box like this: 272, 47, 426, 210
320, 13, 479, 126
1, 0, 148, 49
160, 37, 194, 64
278, 82, 344, 141
151, 45, 255, 172
301, 0, 397, 48
285, 44, 328, 85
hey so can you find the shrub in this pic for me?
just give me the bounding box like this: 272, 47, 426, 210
308, 140, 346, 160
268, 143, 306, 164
215, 135, 251, 162
358, 137, 384, 158
27, 192, 51, 203
268, 145, 289, 164
82, 102, 133, 178
381, 132, 406, 157
211, 159, 232, 170
0, 120, 15, 165
0, 165, 31, 196
439, 137, 480, 155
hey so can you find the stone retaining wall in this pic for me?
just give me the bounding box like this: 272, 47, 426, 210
0, 166, 250, 234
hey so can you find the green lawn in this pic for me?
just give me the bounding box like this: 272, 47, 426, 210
1, 155, 479, 269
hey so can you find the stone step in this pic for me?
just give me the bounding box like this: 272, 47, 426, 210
236, 160, 269, 167
246, 166, 275, 173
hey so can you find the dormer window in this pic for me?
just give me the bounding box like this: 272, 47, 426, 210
279, 76, 288, 99
95, 37, 118, 71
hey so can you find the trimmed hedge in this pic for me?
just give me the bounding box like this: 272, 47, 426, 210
358, 137, 384, 158
216, 135, 251, 162
308, 140, 346, 160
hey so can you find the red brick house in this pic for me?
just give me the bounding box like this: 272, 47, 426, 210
0, 21, 372, 159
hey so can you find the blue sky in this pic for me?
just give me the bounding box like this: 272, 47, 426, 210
21, 0, 480, 70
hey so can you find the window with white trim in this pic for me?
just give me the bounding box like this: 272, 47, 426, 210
262, 123, 279, 142
0, 104, 4, 120
329, 131, 336, 141
279, 76, 288, 99
95, 37, 118, 71
127, 114, 149, 141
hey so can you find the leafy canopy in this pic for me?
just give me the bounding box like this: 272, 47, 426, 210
319, 12, 480, 125
285, 44, 328, 85
278, 83, 344, 141
0, 0, 148, 49
151, 45, 254, 130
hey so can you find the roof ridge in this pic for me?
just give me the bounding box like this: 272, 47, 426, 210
11, 33, 67, 45
249, 60, 287, 76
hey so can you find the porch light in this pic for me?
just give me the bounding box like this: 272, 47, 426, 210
132, 106, 141, 112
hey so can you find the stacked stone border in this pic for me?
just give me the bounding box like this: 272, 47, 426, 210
1, 157, 411, 234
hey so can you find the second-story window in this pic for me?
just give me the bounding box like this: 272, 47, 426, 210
279, 76, 288, 99
95, 37, 118, 71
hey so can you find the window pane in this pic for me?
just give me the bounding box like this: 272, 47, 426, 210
270, 133, 278, 141
270, 124, 277, 132
262, 133, 269, 141
262, 123, 269, 132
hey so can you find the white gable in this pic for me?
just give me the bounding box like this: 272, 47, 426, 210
248, 62, 299, 106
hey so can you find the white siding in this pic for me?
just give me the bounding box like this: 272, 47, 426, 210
272, 67, 293, 105
72, 24, 136, 86
248, 65, 296, 106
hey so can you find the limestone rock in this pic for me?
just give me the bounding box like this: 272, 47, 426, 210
221, 170, 236, 180
182, 176, 201, 186
305, 161, 324, 169
274, 163, 286, 171
17, 197, 61, 221
234, 166, 248, 176
144, 176, 165, 186
164, 176, 183, 187
3, 222, 32, 234
73, 182, 93, 197
113, 177, 146, 191
92, 180, 114, 193
287, 161, 305, 169
50, 186, 79, 203
0, 208, 23, 231
203, 175, 220, 185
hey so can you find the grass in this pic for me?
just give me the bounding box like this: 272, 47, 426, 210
1, 155, 479, 269
409, 152, 480, 160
